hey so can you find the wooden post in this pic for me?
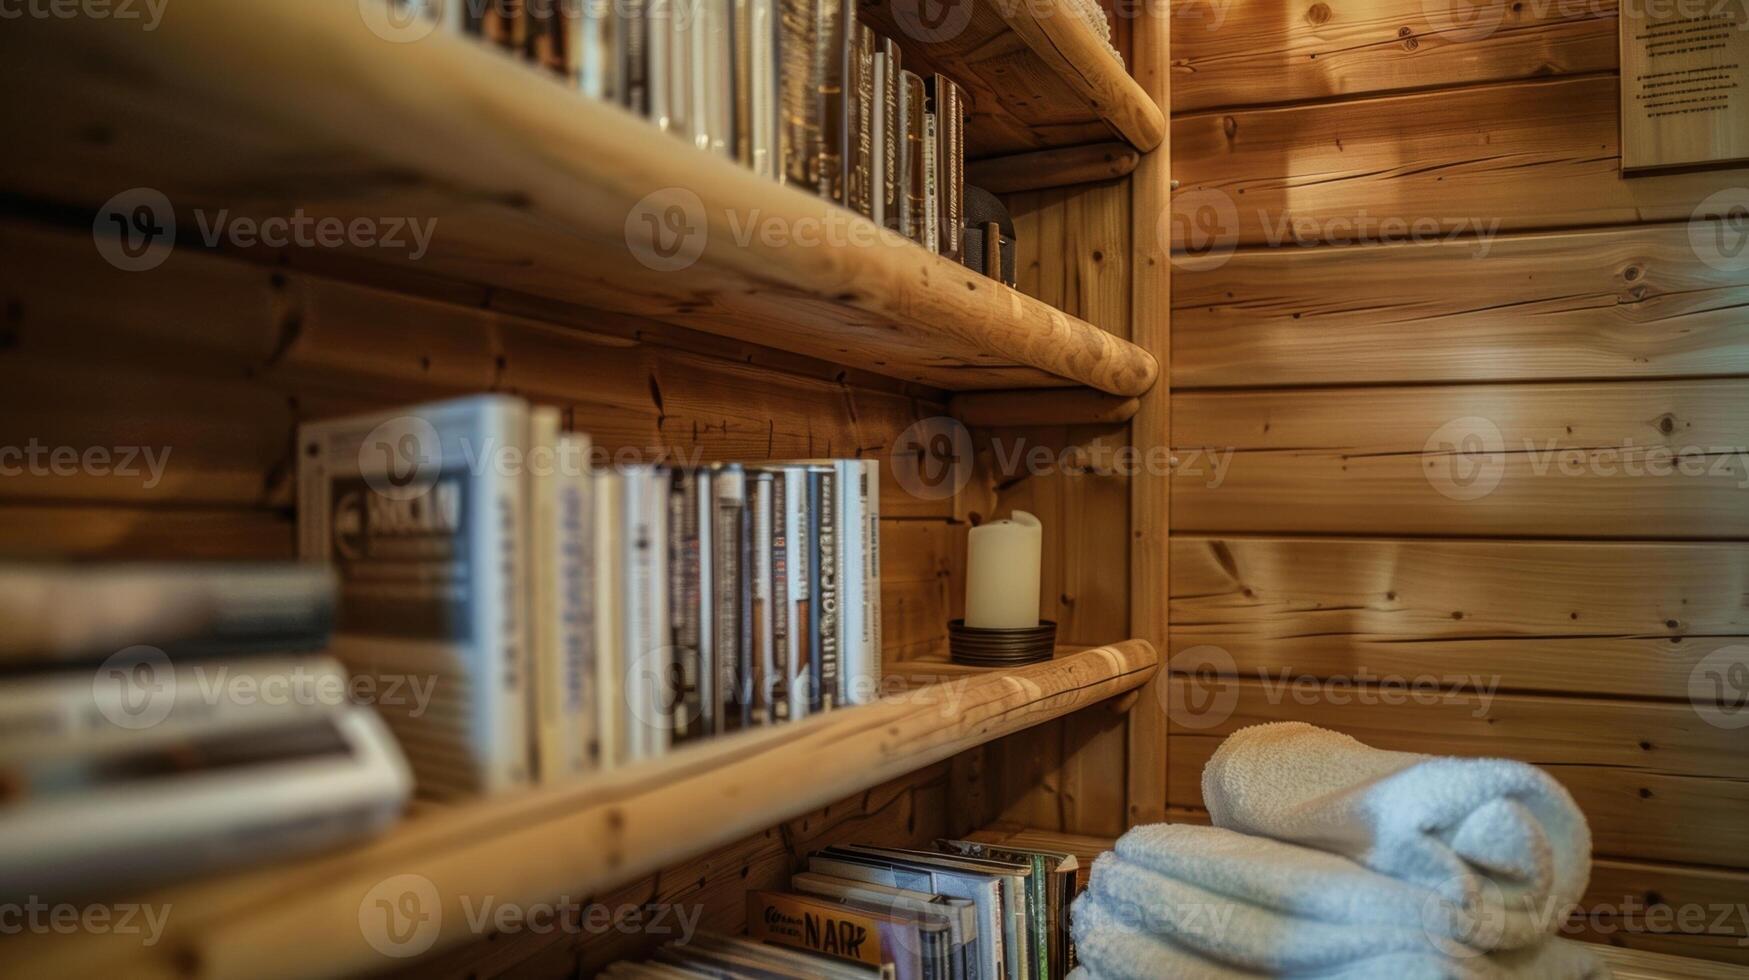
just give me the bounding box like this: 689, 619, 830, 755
1126, 0, 1172, 828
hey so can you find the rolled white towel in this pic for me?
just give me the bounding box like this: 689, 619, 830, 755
1202, 722, 1590, 942
1072, 874, 1609, 980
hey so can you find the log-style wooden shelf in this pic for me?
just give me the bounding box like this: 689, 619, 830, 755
0, 641, 1157, 979
856, 1, 1166, 158
0, 0, 1158, 398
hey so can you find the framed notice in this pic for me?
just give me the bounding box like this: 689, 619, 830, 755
1620, 0, 1749, 172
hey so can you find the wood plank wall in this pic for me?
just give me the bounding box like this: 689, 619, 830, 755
1169, 0, 1749, 963
948, 175, 1137, 839
0, 215, 968, 972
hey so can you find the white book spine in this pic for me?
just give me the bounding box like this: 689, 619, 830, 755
864, 459, 881, 700
559, 433, 595, 776
751, 0, 777, 178
834, 460, 863, 707
751, 473, 775, 722
782, 467, 809, 721
592, 469, 623, 768
485, 401, 534, 794
695, 469, 715, 736
644, 470, 672, 756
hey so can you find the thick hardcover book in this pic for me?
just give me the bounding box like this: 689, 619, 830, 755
778, 0, 820, 189
873, 40, 902, 230
298, 395, 532, 799
814, 0, 853, 203
667, 470, 705, 742
748, 891, 937, 980
900, 70, 928, 245
712, 465, 749, 733
749, 471, 776, 722
930, 75, 966, 262
849, 25, 876, 218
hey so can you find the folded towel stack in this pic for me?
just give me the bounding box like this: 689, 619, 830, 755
1070, 722, 1609, 979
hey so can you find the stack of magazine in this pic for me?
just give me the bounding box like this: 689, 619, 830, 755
603, 838, 1082, 979
391, 0, 973, 264
0, 564, 413, 898
299, 394, 883, 800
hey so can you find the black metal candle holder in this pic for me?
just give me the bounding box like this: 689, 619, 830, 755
948, 619, 1058, 667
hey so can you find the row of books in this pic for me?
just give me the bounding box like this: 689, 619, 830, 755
605, 839, 1083, 980
0, 565, 414, 900
399, 0, 981, 268
299, 395, 883, 799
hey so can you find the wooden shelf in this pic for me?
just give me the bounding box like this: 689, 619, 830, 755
0, 641, 1157, 979
857, 0, 1166, 158
0, 0, 1158, 398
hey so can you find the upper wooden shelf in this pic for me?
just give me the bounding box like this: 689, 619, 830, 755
0, 0, 1158, 398
0, 641, 1158, 979
857, 0, 1167, 158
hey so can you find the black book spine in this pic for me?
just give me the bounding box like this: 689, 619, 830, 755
668, 470, 703, 741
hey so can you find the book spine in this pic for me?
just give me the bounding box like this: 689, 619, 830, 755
622, 0, 648, 115
834, 460, 862, 706
712, 467, 746, 734
777, 0, 819, 189
528, 407, 565, 784
492, 402, 534, 793
814, 0, 851, 203
810, 466, 837, 712
696, 468, 716, 736
667, 470, 703, 742
934, 75, 965, 262
750, 472, 775, 723
733, 0, 754, 165
851, 25, 876, 218
901, 70, 927, 245
751, 0, 778, 178
783, 467, 810, 720
484, 0, 527, 49
579, 0, 616, 101
875, 40, 901, 230
922, 109, 939, 254
592, 469, 623, 768
559, 434, 597, 773
766, 470, 792, 720
863, 459, 882, 701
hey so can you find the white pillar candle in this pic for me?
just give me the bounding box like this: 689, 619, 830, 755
964, 510, 1043, 629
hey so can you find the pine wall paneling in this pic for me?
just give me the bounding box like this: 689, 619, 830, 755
1169, 0, 1749, 962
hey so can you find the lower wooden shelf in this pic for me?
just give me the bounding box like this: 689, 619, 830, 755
1, 640, 1156, 979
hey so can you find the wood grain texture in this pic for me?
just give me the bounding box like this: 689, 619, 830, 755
1129, 0, 1174, 829
1169, 0, 1619, 112
1172, 223, 1749, 389
0, 0, 1159, 396
951, 387, 1141, 426
967, 142, 1142, 193
854, 0, 1163, 156
0, 642, 1158, 979
400, 765, 954, 980
1170, 75, 1749, 248
1170, 379, 1749, 537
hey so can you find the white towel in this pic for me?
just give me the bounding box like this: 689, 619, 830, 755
1072, 882, 1608, 980
1202, 722, 1591, 947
